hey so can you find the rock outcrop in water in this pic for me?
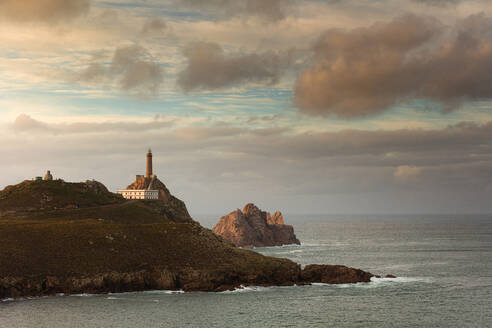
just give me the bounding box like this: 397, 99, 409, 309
301, 265, 373, 284
212, 203, 301, 248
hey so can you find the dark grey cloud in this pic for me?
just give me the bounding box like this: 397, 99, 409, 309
0, 0, 90, 23
295, 13, 492, 118
15, 114, 492, 167
177, 42, 288, 91
180, 0, 293, 22
76, 45, 164, 98
411, 0, 461, 5
218, 121, 492, 164
140, 18, 167, 36
110, 45, 163, 95
77, 62, 105, 82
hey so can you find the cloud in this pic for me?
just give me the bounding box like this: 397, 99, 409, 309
140, 18, 167, 36
394, 165, 423, 182
0, 0, 90, 24
110, 45, 163, 96
77, 62, 106, 82
177, 42, 288, 91
75, 45, 164, 98
12, 114, 51, 132
180, 0, 294, 22
411, 0, 460, 5
3, 115, 492, 213
174, 126, 245, 140
14, 114, 492, 165
11, 114, 174, 134
294, 13, 492, 118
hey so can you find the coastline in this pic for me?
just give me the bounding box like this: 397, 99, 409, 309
0, 263, 374, 300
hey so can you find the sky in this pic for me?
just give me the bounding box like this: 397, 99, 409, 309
1, 0, 492, 216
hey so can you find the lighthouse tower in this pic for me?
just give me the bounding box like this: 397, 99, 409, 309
117, 149, 159, 200
146, 148, 153, 178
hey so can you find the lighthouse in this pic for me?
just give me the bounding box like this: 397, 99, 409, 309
146, 148, 153, 178
117, 149, 159, 200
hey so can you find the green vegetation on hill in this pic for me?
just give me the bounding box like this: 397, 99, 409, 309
0, 178, 300, 297
0, 178, 373, 298
0, 179, 191, 224
0, 179, 123, 212
0, 219, 294, 279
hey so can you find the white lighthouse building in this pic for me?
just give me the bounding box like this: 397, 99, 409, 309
117, 149, 160, 200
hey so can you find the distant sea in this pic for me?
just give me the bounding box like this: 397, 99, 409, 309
1, 214, 491, 328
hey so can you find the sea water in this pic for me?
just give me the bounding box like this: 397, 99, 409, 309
1, 214, 491, 328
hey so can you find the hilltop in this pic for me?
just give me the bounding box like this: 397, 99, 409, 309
0, 179, 377, 299
0, 179, 123, 212
0, 179, 191, 224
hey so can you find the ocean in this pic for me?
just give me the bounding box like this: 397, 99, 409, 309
1, 214, 491, 327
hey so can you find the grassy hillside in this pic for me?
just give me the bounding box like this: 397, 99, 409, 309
0, 179, 300, 297
0, 219, 295, 279
0, 179, 123, 212
0, 179, 375, 298
0, 179, 192, 223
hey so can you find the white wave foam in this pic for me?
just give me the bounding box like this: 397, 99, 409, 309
251, 244, 302, 250
1, 295, 50, 302
370, 276, 432, 284
141, 289, 184, 295
308, 276, 432, 289
70, 293, 95, 297
310, 282, 366, 288
299, 242, 349, 247
219, 285, 272, 294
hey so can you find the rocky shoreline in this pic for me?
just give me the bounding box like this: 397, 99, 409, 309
0, 264, 374, 300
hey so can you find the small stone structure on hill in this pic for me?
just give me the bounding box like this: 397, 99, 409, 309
43, 170, 53, 181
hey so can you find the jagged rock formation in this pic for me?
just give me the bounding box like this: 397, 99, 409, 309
267, 211, 284, 225
127, 175, 171, 202
213, 203, 301, 248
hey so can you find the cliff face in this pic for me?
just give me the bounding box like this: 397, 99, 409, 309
126, 176, 193, 223
213, 203, 301, 248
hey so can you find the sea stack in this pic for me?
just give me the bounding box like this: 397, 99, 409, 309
213, 203, 301, 248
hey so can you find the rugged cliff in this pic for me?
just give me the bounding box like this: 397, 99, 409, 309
126, 175, 193, 222
213, 203, 301, 248
0, 180, 379, 300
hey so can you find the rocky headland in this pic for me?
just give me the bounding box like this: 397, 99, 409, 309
213, 203, 300, 248
0, 179, 382, 300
